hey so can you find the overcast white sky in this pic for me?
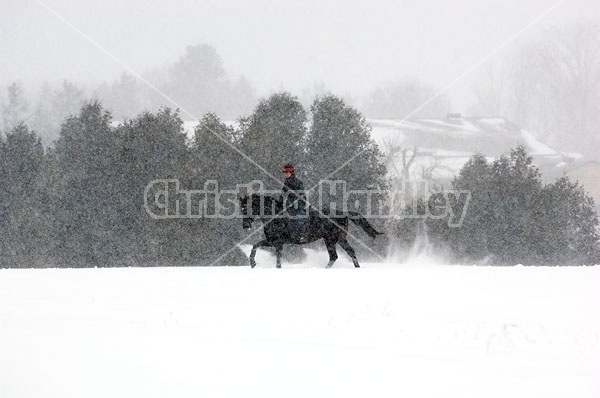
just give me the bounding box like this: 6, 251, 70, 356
1, 0, 598, 109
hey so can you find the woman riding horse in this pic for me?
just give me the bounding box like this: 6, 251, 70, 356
240, 193, 382, 268
281, 164, 308, 243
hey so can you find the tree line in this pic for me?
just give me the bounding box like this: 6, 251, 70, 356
1, 44, 256, 147
1, 91, 598, 267
471, 22, 600, 159
0, 93, 386, 268
392, 147, 600, 266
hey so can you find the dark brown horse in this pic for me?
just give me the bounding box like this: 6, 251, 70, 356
240, 194, 382, 268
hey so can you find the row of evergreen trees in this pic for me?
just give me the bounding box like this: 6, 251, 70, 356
0, 93, 387, 267
1, 90, 598, 267
393, 147, 600, 265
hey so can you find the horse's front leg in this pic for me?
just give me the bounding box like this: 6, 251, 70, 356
250, 239, 271, 268
275, 244, 283, 269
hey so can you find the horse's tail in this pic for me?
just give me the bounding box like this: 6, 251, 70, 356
348, 212, 383, 238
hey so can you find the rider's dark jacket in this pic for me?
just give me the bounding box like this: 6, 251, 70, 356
282, 174, 306, 216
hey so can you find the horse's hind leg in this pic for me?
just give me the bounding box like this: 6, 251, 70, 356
324, 238, 338, 268
339, 239, 360, 268
275, 244, 283, 269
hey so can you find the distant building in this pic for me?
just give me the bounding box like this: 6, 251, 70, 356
368, 116, 580, 183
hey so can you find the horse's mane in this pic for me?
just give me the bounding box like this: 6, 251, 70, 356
252, 193, 280, 202
250, 193, 283, 215
250, 193, 281, 203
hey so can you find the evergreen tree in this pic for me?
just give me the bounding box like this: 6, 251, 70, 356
116, 107, 190, 265
238, 92, 307, 189
2, 82, 30, 132
30, 81, 86, 146
228, 76, 256, 119
426, 146, 600, 265
306, 95, 387, 211
532, 177, 600, 265
0, 124, 47, 267
187, 113, 247, 266
441, 153, 494, 260
192, 113, 241, 186
162, 44, 245, 118
52, 101, 122, 266
94, 73, 142, 120
487, 146, 542, 263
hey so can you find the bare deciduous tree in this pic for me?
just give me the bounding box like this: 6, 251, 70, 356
471, 21, 600, 158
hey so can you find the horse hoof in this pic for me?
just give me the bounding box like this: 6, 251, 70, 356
326, 262, 334, 268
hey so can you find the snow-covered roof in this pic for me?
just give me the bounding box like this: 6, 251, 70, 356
368, 116, 580, 182
371, 117, 530, 156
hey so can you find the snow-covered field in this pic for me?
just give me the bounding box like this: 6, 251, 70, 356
1, 249, 599, 398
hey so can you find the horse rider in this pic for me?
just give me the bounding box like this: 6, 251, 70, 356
282, 163, 309, 242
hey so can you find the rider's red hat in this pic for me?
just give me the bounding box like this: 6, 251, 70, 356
283, 164, 294, 173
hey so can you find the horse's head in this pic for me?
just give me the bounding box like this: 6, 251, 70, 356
240, 193, 284, 229
239, 195, 253, 229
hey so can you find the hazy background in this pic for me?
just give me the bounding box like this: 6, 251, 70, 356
2, 0, 597, 101
1, 0, 599, 154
